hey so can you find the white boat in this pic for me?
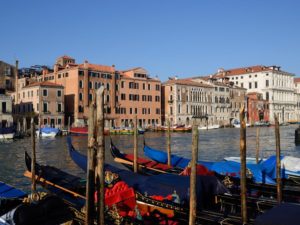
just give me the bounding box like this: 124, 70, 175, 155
198, 124, 220, 130
0, 127, 15, 140
36, 127, 60, 138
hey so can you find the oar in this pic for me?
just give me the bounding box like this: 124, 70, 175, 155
24, 170, 86, 199
114, 157, 168, 174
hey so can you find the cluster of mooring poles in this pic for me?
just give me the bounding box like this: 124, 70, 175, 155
28, 99, 283, 224
239, 107, 282, 224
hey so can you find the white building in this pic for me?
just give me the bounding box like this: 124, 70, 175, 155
214, 65, 296, 123
162, 78, 214, 126
0, 94, 13, 127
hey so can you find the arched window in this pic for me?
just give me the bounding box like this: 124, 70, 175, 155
266, 92, 269, 101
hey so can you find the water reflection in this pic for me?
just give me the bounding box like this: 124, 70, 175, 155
1, 125, 300, 192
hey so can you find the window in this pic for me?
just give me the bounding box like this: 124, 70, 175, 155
58, 74, 61, 79
130, 108, 132, 114
148, 84, 151, 90
58, 118, 62, 125
57, 103, 62, 112
106, 83, 110, 90
249, 82, 252, 89
43, 89, 48, 96
79, 105, 84, 113
156, 108, 160, 114
156, 84, 160, 91
241, 83, 244, 88
135, 108, 137, 114
266, 80, 269, 87
155, 96, 160, 102
266, 92, 269, 101
57, 90, 62, 97
79, 93, 83, 101
79, 80, 83, 88
170, 107, 173, 115
89, 81, 92, 89
2, 102, 6, 113
43, 102, 48, 112
121, 81, 124, 88
37, 103, 39, 111
143, 83, 145, 90
255, 82, 258, 88
44, 119, 48, 125
121, 93, 126, 100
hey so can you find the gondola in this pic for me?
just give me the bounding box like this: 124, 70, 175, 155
111, 139, 300, 203
0, 181, 27, 217
143, 142, 300, 186
25, 147, 250, 225
67, 136, 259, 224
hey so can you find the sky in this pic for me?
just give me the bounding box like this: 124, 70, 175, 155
1, 0, 300, 81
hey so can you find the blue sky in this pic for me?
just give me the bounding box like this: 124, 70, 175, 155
1, 0, 300, 81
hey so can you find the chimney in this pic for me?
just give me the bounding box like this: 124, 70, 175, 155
15, 60, 19, 103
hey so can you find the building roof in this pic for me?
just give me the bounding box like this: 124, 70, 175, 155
294, 77, 300, 83
78, 63, 115, 73
24, 81, 63, 88
58, 55, 74, 60
163, 79, 213, 88
214, 65, 293, 77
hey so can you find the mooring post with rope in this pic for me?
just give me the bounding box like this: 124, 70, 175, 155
240, 105, 247, 224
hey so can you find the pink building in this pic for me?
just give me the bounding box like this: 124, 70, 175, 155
117, 67, 161, 127
12, 79, 65, 127
40, 56, 162, 128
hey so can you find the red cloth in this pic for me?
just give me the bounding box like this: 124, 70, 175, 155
180, 164, 214, 176
95, 181, 136, 209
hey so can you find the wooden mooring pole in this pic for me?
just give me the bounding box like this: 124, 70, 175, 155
167, 118, 171, 166
189, 122, 198, 225
255, 127, 260, 164
68, 116, 71, 133
30, 118, 36, 192
96, 87, 105, 225
85, 95, 96, 225
240, 106, 247, 224
134, 115, 138, 173
274, 114, 282, 203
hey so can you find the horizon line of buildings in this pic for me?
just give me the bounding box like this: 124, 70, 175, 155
1, 55, 300, 129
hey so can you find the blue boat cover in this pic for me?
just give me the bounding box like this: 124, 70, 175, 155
0, 126, 15, 135
67, 137, 228, 209
254, 203, 300, 225
39, 127, 60, 134
144, 144, 276, 185
0, 182, 26, 198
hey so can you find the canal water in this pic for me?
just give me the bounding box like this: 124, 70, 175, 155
1, 125, 300, 192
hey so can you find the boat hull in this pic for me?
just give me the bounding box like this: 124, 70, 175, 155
0, 133, 14, 139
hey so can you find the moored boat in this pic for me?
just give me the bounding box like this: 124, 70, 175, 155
0, 126, 15, 140
36, 127, 60, 137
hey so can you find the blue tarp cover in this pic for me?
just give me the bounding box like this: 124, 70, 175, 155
0, 182, 26, 198
40, 127, 60, 134
144, 144, 276, 184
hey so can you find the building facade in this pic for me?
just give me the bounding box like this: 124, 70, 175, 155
12, 81, 65, 127
38, 56, 161, 128
213, 65, 296, 123
247, 92, 269, 124
117, 68, 161, 128
0, 61, 17, 92
162, 78, 214, 127
0, 94, 13, 127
